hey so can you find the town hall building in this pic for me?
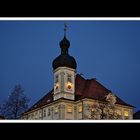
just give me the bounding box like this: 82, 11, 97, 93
22, 27, 133, 120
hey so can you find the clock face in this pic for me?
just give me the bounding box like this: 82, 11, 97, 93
67, 84, 72, 89
67, 82, 73, 91
55, 83, 59, 93
55, 85, 59, 90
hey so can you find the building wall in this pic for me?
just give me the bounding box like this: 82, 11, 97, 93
81, 99, 133, 120
22, 99, 133, 120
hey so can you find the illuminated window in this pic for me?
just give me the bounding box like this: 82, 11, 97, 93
124, 110, 129, 119
67, 105, 72, 113
67, 74, 72, 83
43, 109, 46, 117
78, 106, 82, 113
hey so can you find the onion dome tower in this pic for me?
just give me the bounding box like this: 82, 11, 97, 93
52, 23, 77, 101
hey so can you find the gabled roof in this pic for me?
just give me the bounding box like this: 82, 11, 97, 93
24, 74, 133, 114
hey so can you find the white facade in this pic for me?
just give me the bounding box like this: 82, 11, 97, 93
22, 98, 133, 120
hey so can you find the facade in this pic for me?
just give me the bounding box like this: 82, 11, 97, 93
22, 30, 133, 120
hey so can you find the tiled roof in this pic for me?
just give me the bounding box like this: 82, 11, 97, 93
24, 74, 133, 114
24, 89, 54, 113
75, 74, 133, 107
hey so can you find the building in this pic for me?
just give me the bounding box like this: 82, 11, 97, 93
22, 28, 133, 120
0, 115, 5, 120
133, 110, 140, 119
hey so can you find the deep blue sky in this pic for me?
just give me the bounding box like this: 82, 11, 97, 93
0, 20, 140, 112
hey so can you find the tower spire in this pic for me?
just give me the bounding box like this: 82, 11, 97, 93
64, 22, 67, 37
59, 22, 70, 55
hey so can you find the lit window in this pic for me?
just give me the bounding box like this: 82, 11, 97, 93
43, 109, 46, 117
78, 106, 82, 113
67, 105, 72, 113
124, 110, 129, 119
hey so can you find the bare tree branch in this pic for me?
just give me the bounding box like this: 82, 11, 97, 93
0, 84, 30, 119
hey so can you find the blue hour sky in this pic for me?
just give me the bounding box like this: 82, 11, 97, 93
0, 19, 140, 112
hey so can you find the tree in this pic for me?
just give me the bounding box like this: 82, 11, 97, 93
86, 93, 122, 120
0, 85, 30, 119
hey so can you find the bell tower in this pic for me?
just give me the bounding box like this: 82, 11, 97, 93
52, 23, 77, 101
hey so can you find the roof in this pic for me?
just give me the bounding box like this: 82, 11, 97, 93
52, 36, 77, 70
24, 74, 133, 114
75, 74, 133, 107
25, 89, 54, 113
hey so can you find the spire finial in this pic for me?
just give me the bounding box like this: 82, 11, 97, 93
64, 22, 67, 37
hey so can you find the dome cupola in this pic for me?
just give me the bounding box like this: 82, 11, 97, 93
52, 24, 77, 70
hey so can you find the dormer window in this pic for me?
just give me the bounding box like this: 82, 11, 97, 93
47, 99, 50, 103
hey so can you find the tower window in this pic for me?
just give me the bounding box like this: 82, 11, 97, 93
55, 75, 59, 83
67, 74, 72, 83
